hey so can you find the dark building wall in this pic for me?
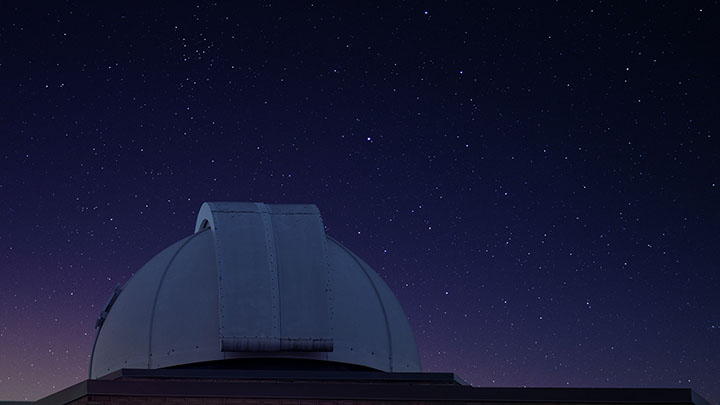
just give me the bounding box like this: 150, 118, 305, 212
70, 398, 458, 405
64, 396, 700, 405
4, 370, 708, 405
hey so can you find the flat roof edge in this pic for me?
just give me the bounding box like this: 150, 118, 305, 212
101, 368, 465, 384
19, 372, 710, 405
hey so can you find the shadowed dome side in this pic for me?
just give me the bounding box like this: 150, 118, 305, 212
90, 202, 421, 378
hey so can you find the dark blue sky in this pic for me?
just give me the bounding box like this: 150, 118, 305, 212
1, 1, 718, 402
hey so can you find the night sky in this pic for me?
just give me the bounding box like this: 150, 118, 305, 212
1, 1, 718, 402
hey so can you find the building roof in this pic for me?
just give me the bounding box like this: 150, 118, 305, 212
0, 368, 711, 405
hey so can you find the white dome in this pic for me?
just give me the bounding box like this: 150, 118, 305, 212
89, 202, 421, 378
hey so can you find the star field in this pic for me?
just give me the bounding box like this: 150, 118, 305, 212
0, 2, 718, 402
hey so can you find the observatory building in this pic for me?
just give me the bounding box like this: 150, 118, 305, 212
90, 202, 420, 377
2, 202, 709, 405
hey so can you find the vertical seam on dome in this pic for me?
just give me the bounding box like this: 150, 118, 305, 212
256, 202, 281, 338
327, 236, 394, 371
317, 215, 333, 362
147, 230, 206, 368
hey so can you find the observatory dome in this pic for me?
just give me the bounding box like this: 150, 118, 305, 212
89, 202, 421, 378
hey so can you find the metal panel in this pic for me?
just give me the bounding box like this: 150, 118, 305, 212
195, 202, 333, 352
323, 238, 393, 371
349, 247, 422, 371
89, 236, 190, 378
268, 205, 333, 346
150, 229, 221, 369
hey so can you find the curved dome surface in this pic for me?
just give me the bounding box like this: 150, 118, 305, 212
90, 202, 421, 378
